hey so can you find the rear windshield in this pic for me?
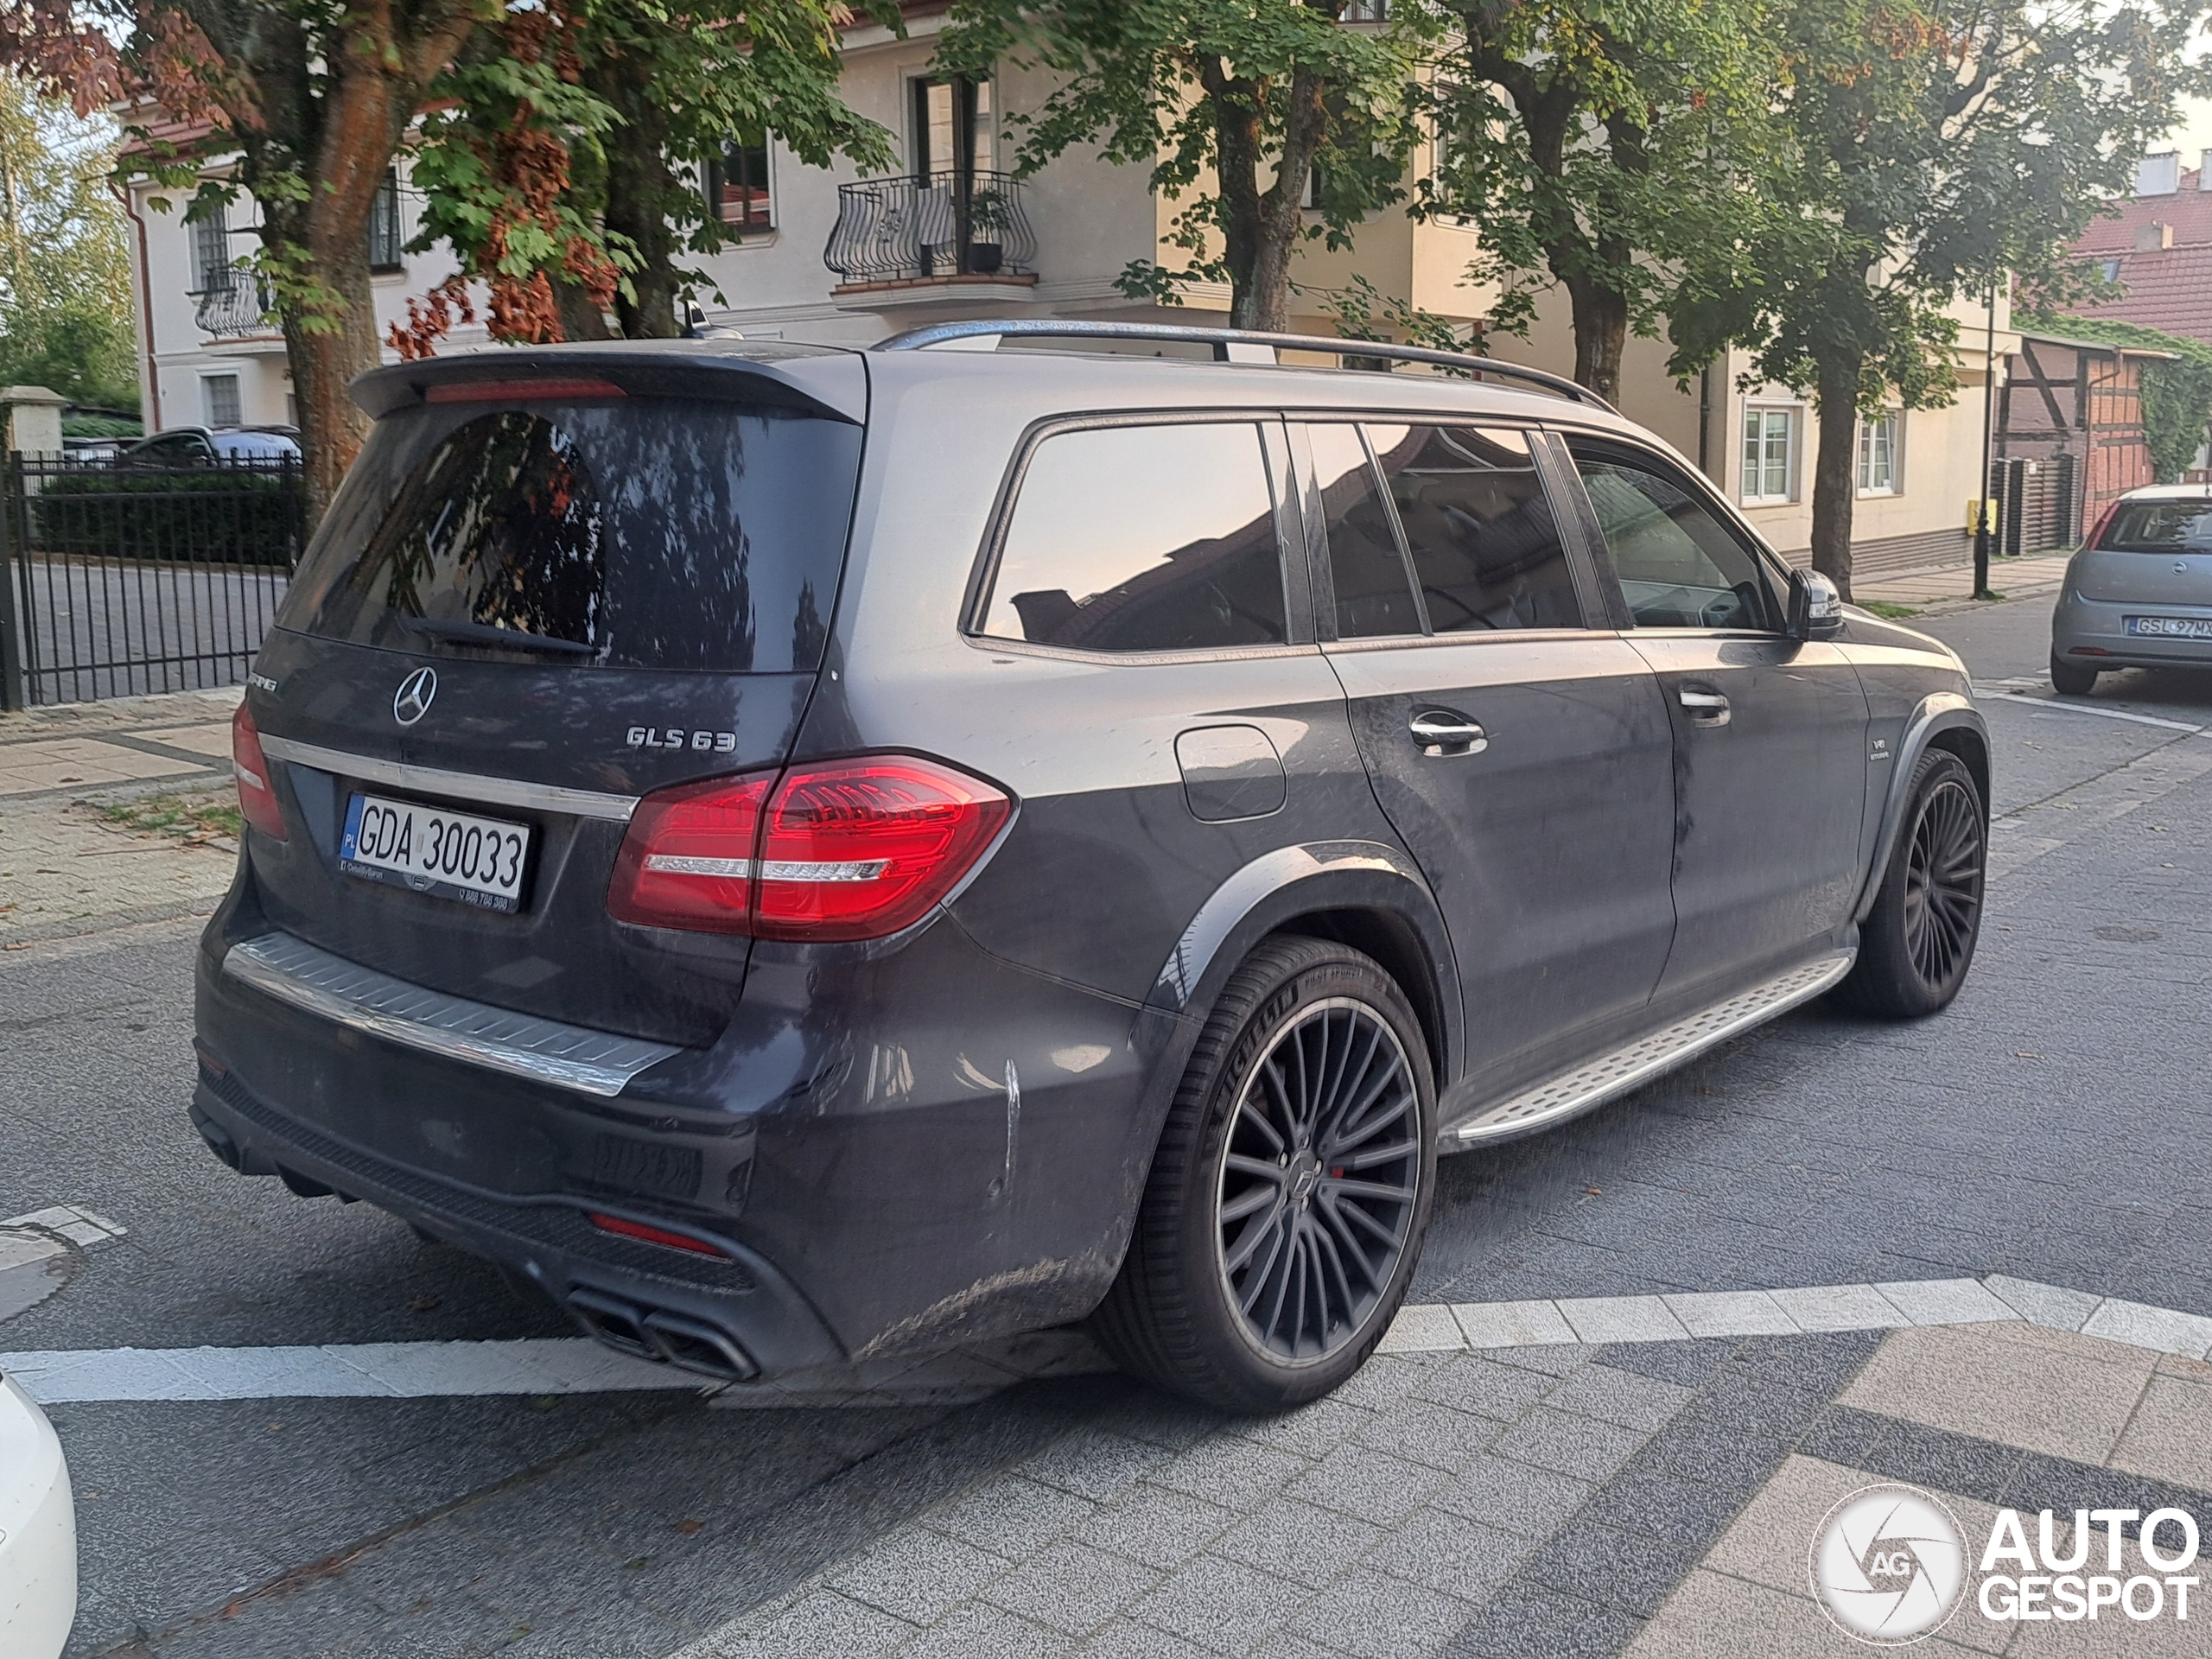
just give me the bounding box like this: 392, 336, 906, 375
279, 397, 860, 672
2097, 500, 2212, 552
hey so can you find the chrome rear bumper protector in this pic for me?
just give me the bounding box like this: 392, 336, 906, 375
257, 736, 639, 823
1445, 950, 1855, 1148
221, 931, 680, 1098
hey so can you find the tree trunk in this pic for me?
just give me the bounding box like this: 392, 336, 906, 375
599, 68, 681, 339
1199, 59, 1268, 328
1563, 270, 1627, 405
261, 73, 409, 522
1810, 351, 1864, 602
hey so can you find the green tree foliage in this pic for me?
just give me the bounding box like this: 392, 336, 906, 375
0, 83, 137, 411
939, 0, 1421, 331
2021, 311, 2212, 485
405, 0, 893, 347
1664, 0, 2209, 599
1408, 0, 1775, 404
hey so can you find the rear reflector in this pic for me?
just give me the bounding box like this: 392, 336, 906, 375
2070, 646, 2112, 657
607, 755, 1012, 941
232, 705, 288, 841
588, 1212, 727, 1256
426, 378, 626, 404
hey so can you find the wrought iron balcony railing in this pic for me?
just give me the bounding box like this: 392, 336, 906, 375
823, 168, 1036, 286
194, 261, 276, 339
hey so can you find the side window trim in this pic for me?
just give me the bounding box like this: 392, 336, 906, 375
1560, 432, 1789, 633
1354, 423, 1437, 636
1529, 429, 1628, 632
962, 409, 1311, 657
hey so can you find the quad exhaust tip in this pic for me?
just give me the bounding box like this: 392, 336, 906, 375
568, 1287, 759, 1382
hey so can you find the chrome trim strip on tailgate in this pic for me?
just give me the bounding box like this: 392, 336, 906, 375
257, 736, 639, 823
221, 931, 680, 1098
1444, 950, 1856, 1148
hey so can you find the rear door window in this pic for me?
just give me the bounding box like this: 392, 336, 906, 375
1371, 424, 1584, 631
281, 398, 861, 672
977, 421, 1289, 652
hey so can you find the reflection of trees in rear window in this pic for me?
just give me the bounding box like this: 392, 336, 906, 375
2103, 505, 2212, 549
983, 423, 1287, 652
282, 400, 862, 673
363, 413, 605, 646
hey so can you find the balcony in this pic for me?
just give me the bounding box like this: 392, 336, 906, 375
194, 261, 276, 340
823, 169, 1038, 308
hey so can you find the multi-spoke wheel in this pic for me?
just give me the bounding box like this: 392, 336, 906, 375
1092, 936, 1436, 1412
1839, 748, 1986, 1018
1217, 1000, 1421, 1363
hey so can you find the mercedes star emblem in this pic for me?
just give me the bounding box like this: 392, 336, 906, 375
393, 666, 438, 727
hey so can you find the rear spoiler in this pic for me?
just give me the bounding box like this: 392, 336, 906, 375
352, 343, 868, 424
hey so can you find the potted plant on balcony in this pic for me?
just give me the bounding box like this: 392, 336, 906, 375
966, 187, 1012, 275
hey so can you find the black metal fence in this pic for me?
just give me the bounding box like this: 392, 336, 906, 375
824, 168, 1037, 285
0, 453, 304, 708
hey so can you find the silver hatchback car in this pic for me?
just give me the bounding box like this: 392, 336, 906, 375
2052, 485, 2212, 693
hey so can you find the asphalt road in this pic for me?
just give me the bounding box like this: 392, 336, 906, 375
3, 592, 2209, 1658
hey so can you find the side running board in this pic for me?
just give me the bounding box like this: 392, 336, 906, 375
1442, 950, 1856, 1149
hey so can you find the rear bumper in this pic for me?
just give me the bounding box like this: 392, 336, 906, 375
188, 1070, 836, 1379
192, 885, 1171, 1379
2052, 591, 2212, 669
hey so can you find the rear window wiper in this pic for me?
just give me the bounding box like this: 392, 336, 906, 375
397, 616, 600, 657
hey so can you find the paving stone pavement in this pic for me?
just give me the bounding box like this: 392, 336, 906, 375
671, 1324, 2212, 1658
1, 687, 239, 946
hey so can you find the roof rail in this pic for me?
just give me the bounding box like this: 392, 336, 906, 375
873, 318, 1618, 413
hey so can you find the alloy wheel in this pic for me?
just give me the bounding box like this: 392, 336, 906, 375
1215, 998, 1421, 1362
1903, 778, 1983, 988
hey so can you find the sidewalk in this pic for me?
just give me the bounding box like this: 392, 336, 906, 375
1854, 551, 2074, 614
0, 686, 242, 948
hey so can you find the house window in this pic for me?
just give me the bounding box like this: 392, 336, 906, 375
189, 203, 231, 294
2101, 257, 2123, 282
367, 169, 404, 270
1300, 160, 1325, 211
1343, 1, 1389, 17
202, 373, 241, 429
1857, 410, 1901, 495
706, 137, 772, 232
1740, 407, 1796, 505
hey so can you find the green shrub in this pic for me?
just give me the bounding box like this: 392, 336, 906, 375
27, 467, 300, 567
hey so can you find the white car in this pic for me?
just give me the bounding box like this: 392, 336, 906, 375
0, 1372, 74, 1659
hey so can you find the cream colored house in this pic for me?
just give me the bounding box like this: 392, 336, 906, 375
119, 3, 2008, 575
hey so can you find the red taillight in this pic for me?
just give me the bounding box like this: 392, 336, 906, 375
607, 755, 1012, 942
607, 771, 772, 934
588, 1212, 725, 1256
232, 705, 288, 842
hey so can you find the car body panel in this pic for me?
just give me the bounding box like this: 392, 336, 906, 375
1624, 634, 1871, 995
0, 1372, 74, 1659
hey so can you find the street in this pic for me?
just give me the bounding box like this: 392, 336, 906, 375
3, 589, 2209, 1658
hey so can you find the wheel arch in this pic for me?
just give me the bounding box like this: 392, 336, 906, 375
1853, 694, 1990, 923
1145, 840, 1461, 1093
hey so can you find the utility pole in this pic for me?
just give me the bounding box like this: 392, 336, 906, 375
1974, 281, 1999, 601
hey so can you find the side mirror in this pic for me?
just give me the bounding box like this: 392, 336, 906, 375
1787, 568, 1846, 641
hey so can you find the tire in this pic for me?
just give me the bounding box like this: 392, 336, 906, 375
1092, 935, 1438, 1413
1837, 748, 1986, 1018
2050, 653, 2100, 696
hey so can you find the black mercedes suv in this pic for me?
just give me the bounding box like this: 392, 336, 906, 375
193, 321, 1990, 1411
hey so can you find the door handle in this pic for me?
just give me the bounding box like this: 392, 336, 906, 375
1409, 710, 1488, 756
1678, 687, 1731, 726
